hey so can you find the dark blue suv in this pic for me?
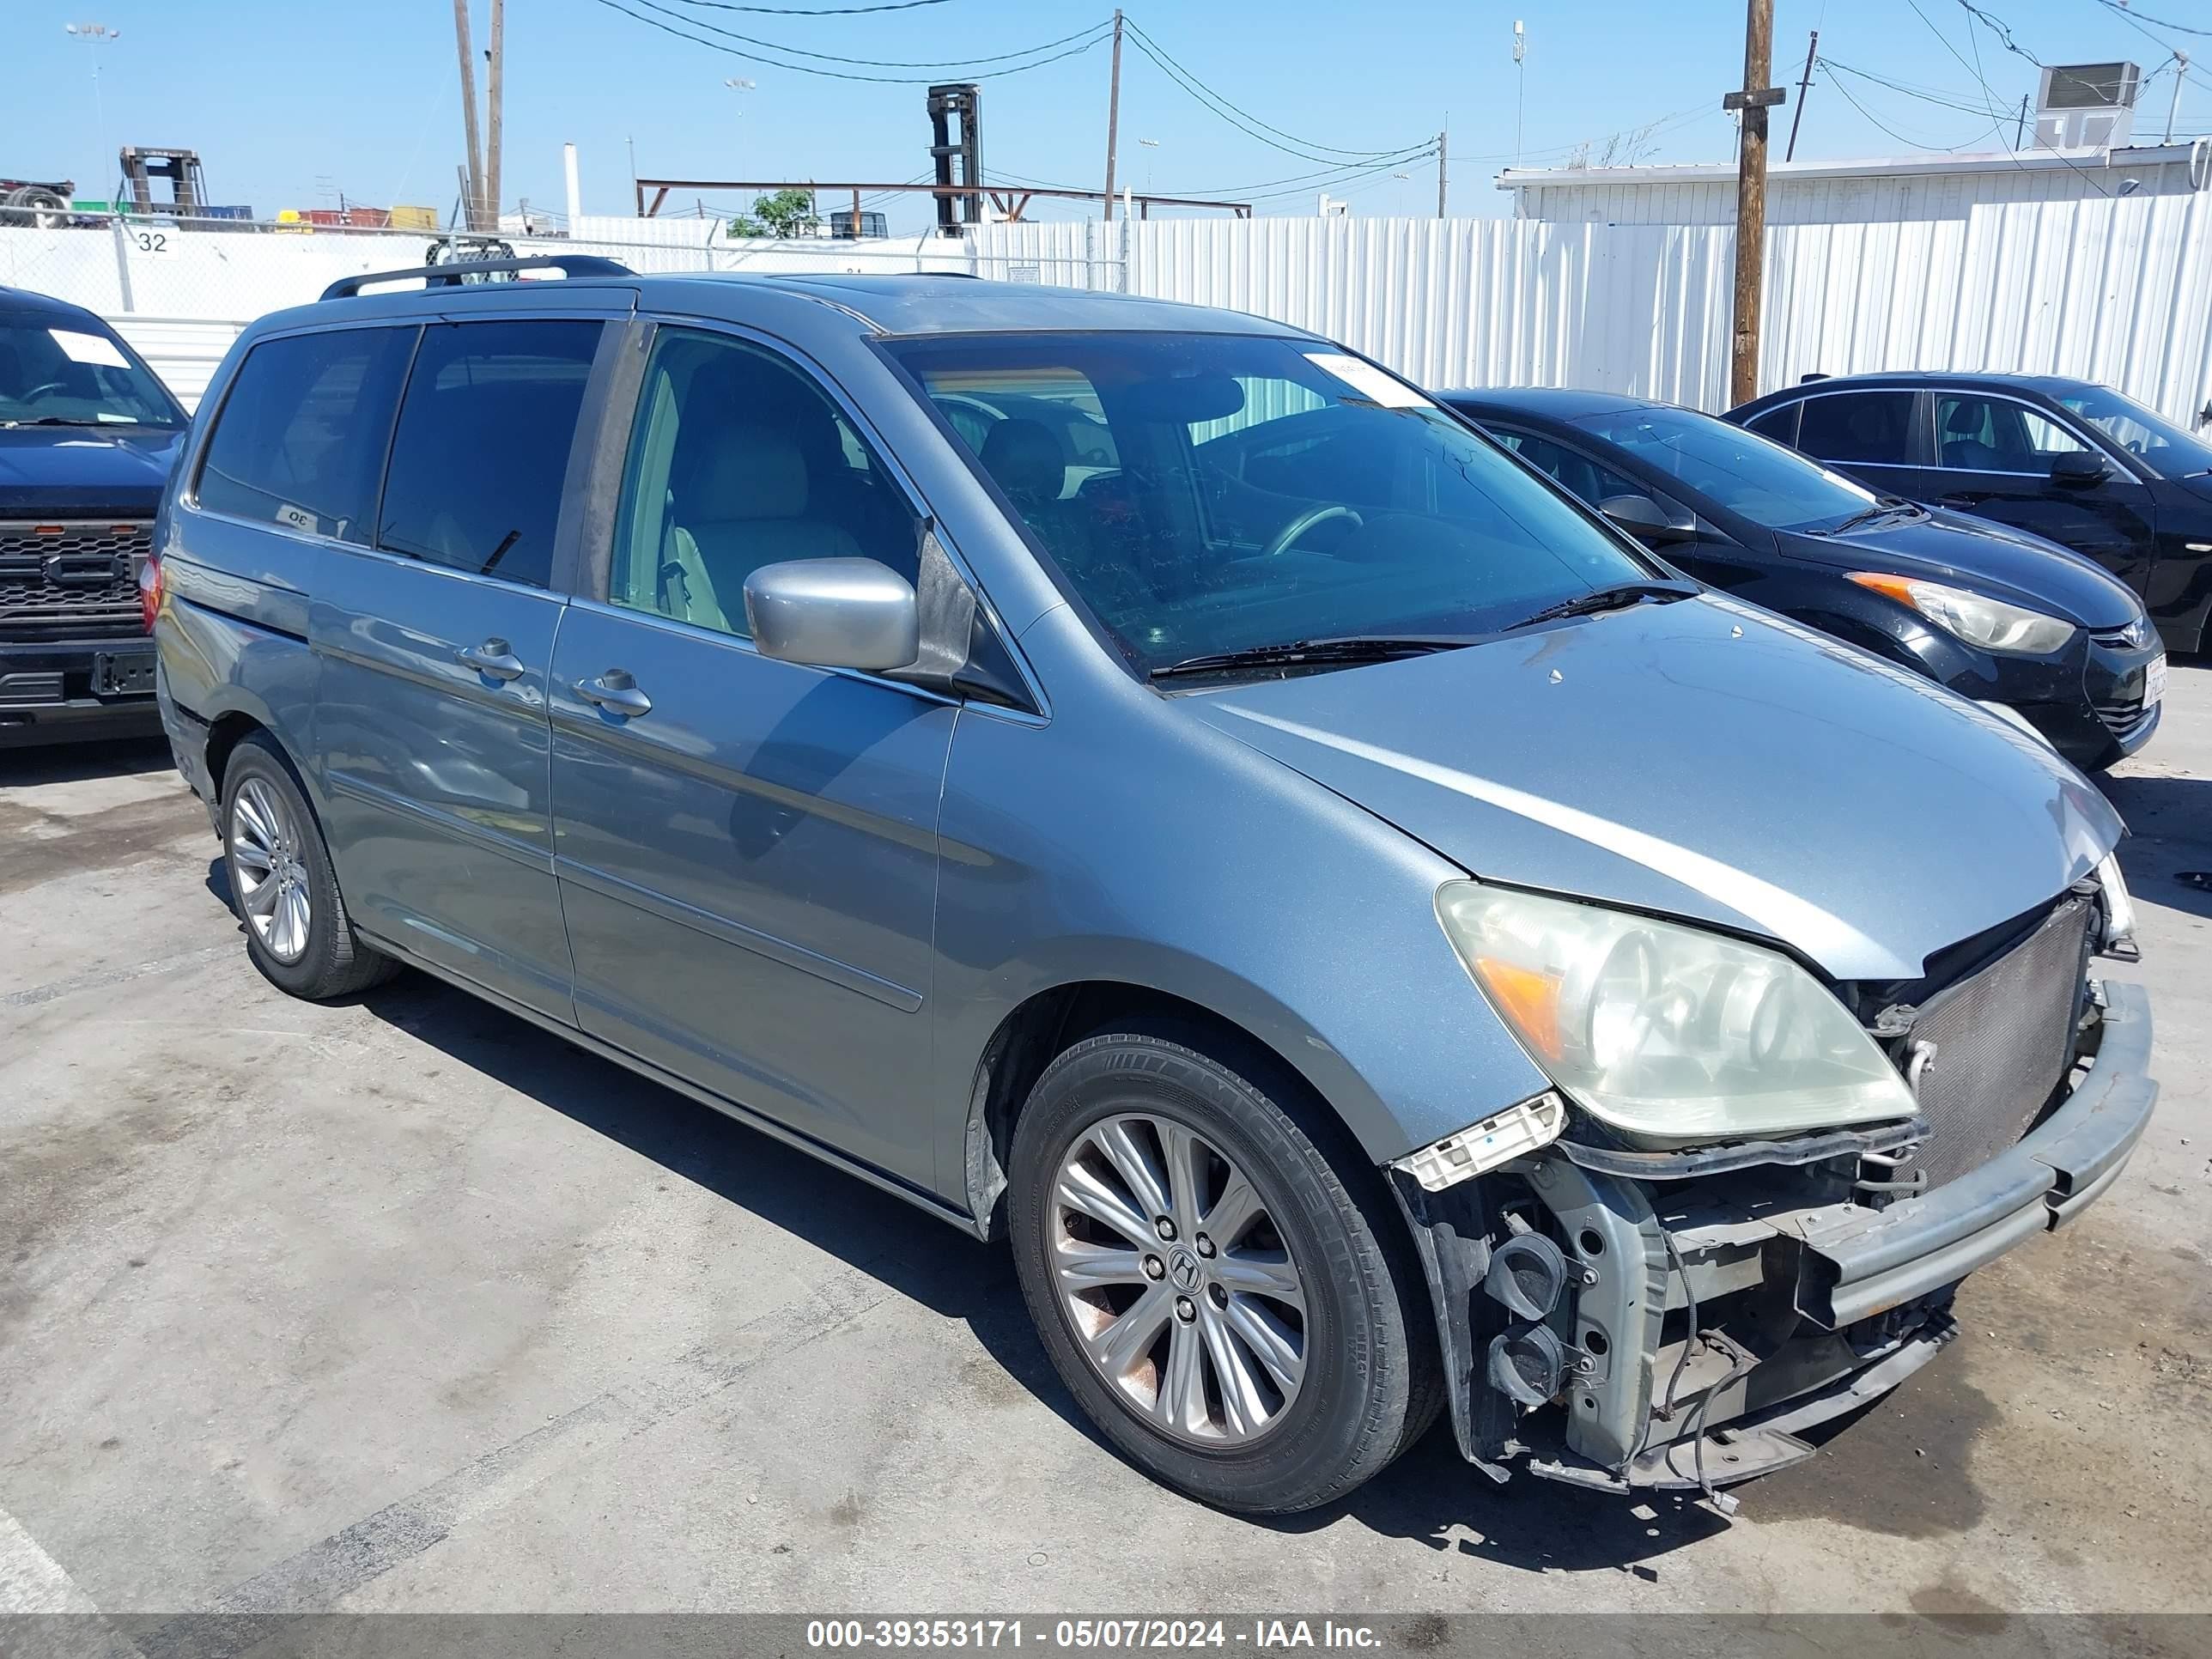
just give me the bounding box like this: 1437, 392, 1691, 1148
1729, 372, 2212, 659
0, 286, 188, 746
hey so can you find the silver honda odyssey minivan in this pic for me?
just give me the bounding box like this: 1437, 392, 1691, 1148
151, 258, 2157, 1516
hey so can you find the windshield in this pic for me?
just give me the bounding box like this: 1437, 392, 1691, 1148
1571, 405, 1879, 531
2056, 385, 2212, 477
887, 331, 1651, 675
0, 317, 184, 429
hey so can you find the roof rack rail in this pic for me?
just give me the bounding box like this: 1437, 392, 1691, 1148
319, 254, 635, 302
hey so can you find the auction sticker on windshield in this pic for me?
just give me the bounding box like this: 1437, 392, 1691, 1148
1302, 351, 1431, 409
49, 329, 131, 368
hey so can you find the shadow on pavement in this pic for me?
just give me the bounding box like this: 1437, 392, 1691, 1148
0, 734, 172, 787
2099, 770, 2212, 923
350, 969, 1738, 1572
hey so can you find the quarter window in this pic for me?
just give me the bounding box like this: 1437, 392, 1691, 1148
611, 328, 920, 639
1796, 392, 1917, 465
1744, 403, 1799, 447
195, 327, 412, 543
375, 319, 604, 590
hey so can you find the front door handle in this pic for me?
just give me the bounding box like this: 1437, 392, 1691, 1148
575, 668, 653, 720
456, 638, 526, 682
1935, 495, 1976, 508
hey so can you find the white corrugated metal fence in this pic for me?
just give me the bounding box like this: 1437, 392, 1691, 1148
6, 198, 2208, 428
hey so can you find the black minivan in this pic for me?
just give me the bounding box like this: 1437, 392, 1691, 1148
1729, 372, 2212, 658
1, 285, 188, 745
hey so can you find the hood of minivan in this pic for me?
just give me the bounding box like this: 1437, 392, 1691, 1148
1790, 508, 2142, 629
0, 425, 183, 519
1189, 595, 2121, 981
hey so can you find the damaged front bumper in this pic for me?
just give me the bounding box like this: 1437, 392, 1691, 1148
1391, 980, 2157, 1496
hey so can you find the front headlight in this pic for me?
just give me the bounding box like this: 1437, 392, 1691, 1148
1436, 882, 1917, 1146
1847, 572, 2075, 655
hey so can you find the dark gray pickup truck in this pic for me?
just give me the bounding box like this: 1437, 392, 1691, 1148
1, 285, 186, 747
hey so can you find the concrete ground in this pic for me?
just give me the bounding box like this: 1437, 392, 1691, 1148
2, 672, 2209, 1629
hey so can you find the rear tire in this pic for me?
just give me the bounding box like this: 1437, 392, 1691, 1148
1007, 1028, 1439, 1514
220, 734, 398, 1000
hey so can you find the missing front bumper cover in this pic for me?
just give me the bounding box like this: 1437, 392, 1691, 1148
1392, 981, 2156, 1496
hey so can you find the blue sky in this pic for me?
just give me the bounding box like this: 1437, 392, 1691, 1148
9, 0, 2210, 229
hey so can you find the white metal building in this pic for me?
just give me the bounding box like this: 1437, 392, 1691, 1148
1498, 141, 2212, 226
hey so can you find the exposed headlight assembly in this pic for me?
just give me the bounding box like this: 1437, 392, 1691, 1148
1436, 882, 1917, 1146
1847, 572, 2075, 656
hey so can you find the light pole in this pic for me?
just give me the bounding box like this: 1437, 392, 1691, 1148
64, 22, 121, 207
1138, 137, 1159, 195
1392, 170, 1410, 216
1512, 20, 1527, 172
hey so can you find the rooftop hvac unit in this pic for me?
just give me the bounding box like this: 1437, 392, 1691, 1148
2034, 61, 2140, 150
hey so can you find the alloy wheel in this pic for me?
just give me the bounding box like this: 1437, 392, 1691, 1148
1050, 1111, 1309, 1445
230, 776, 313, 964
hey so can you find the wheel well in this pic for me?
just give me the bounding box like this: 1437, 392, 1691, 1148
963, 981, 1352, 1241
204, 710, 267, 799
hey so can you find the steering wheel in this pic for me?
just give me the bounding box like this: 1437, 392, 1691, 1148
18, 382, 67, 404
1264, 503, 1363, 556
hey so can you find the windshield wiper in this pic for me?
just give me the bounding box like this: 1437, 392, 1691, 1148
1503, 580, 1697, 631
2, 416, 123, 428
1148, 635, 1478, 681
1825, 499, 1924, 534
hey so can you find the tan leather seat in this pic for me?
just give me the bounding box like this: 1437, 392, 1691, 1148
673, 426, 861, 627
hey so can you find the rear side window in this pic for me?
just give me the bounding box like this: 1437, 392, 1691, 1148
376, 319, 603, 590
195, 327, 412, 542
1796, 392, 1916, 465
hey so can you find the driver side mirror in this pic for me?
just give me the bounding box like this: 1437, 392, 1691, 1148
1597, 493, 1698, 544
744, 557, 920, 673
2049, 449, 2109, 489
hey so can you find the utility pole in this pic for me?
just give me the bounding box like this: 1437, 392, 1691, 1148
1437, 129, 1448, 217
1102, 9, 1123, 221
485, 0, 505, 233
1724, 0, 1781, 408
1784, 30, 1817, 162
452, 0, 486, 230
2015, 94, 2028, 150
2166, 52, 2190, 146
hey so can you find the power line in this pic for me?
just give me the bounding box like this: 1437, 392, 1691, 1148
665, 0, 951, 11
614, 0, 1108, 68
1243, 155, 1440, 203
587, 0, 1110, 81
1820, 57, 2015, 121
2092, 0, 2210, 43
1904, 0, 2007, 95
1164, 143, 1442, 198
1816, 61, 2005, 150
1120, 16, 1429, 164
1954, 1, 2045, 69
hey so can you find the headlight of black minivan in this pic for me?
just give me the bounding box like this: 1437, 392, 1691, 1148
1436, 881, 1917, 1146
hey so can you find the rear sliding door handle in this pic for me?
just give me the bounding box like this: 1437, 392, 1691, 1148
456, 638, 526, 682
575, 669, 653, 720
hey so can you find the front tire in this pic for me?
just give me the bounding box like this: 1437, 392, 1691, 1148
1007, 1028, 1439, 1514
221, 734, 398, 1000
